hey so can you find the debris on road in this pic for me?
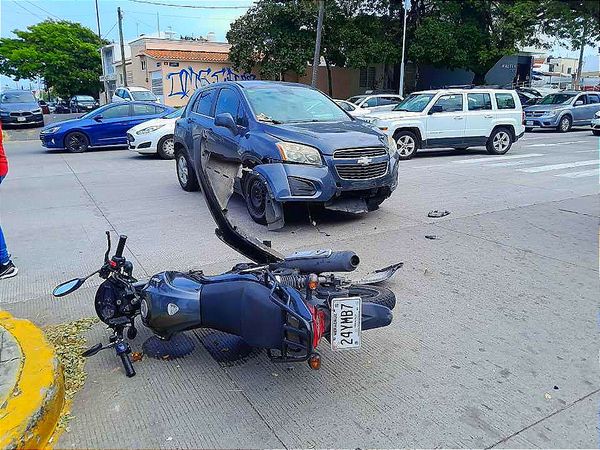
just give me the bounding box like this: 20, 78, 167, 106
425, 235, 441, 240
428, 210, 451, 218
544, 392, 552, 400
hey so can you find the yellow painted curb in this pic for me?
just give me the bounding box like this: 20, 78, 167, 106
0, 310, 65, 449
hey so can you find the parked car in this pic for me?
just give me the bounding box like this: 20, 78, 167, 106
346, 94, 403, 116
69, 95, 99, 113
362, 88, 525, 160
174, 81, 399, 228
54, 101, 71, 114
127, 108, 183, 159
47, 101, 57, 113
40, 101, 173, 153
112, 86, 159, 104
524, 91, 600, 132
0, 90, 44, 127
335, 99, 358, 113
591, 110, 600, 136
38, 100, 50, 114
516, 90, 540, 107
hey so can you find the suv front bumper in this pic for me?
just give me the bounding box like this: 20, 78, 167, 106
524, 115, 561, 128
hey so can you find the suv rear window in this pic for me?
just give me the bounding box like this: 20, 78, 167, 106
467, 93, 492, 111
495, 93, 516, 109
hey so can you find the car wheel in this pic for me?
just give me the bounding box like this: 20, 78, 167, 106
393, 130, 419, 160
157, 135, 175, 159
557, 115, 572, 133
64, 131, 89, 153
592, 130, 600, 136
243, 172, 270, 225
486, 127, 513, 155
176, 151, 199, 192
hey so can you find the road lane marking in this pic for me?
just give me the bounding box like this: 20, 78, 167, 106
528, 140, 587, 147
485, 160, 531, 167
574, 149, 599, 153
517, 160, 598, 173
556, 168, 600, 178
453, 153, 544, 164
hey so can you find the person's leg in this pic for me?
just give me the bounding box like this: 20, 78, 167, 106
0, 175, 18, 278
0, 175, 6, 264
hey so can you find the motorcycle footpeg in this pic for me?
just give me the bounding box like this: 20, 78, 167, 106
82, 342, 104, 357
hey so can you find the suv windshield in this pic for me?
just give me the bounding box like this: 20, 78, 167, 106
131, 91, 157, 101
392, 93, 435, 112
76, 96, 95, 101
539, 93, 576, 105
348, 96, 366, 104
0, 91, 36, 103
245, 86, 349, 124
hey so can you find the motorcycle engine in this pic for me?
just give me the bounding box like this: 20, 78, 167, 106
94, 279, 138, 324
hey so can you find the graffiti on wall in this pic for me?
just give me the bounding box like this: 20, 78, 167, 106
166, 66, 256, 98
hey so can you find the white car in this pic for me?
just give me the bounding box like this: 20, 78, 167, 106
346, 94, 403, 116
363, 89, 525, 160
127, 108, 182, 159
113, 86, 160, 104
591, 110, 600, 136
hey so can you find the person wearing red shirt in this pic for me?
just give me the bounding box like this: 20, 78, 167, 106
0, 123, 18, 279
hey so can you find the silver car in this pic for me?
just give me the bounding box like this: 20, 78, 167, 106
524, 91, 600, 132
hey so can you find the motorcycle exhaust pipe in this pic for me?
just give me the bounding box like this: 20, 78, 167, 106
275, 250, 360, 273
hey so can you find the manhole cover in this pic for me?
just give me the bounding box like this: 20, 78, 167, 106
198, 331, 260, 365
142, 333, 195, 360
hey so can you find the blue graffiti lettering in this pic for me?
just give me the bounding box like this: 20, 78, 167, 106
166, 66, 256, 99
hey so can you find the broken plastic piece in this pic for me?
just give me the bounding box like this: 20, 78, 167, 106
428, 210, 450, 218
425, 235, 440, 240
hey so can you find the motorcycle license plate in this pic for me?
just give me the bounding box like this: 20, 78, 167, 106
526, 121, 533, 126
17, 117, 26, 122
331, 297, 361, 351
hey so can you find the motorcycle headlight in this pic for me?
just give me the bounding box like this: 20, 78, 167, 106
386, 134, 397, 155
276, 142, 322, 165
136, 124, 165, 135
42, 126, 60, 134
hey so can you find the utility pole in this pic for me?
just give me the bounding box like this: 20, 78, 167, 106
95, 0, 101, 38
117, 7, 128, 87
399, 0, 410, 97
311, 0, 325, 88
157, 12, 160, 35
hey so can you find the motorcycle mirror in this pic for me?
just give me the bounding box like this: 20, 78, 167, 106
52, 278, 85, 297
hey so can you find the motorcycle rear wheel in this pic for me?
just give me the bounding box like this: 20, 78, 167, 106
346, 284, 396, 310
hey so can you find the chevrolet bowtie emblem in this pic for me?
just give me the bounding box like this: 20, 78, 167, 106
357, 156, 372, 165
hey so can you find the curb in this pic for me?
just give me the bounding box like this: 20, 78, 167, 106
0, 310, 65, 449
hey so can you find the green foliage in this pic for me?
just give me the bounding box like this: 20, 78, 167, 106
0, 20, 107, 98
539, 0, 600, 50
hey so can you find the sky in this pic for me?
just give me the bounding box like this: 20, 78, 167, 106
0, 0, 598, 89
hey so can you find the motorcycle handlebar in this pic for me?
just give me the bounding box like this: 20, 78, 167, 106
120, 352, 136, 377
115, 235, 127, 258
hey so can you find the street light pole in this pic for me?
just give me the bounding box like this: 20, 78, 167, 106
117, 7, 128, 88
311, 0, 325, 88
398, 0, 409, 97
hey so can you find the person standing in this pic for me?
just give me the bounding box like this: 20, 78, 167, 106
0, 123, 18, 279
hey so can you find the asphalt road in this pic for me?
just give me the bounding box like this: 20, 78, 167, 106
0, 127, 598, 448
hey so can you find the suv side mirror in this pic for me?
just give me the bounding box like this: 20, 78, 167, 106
94, 115, 103, 122
574, 100, 584, 106
428, 105, 443, 115
214, 112, 237, 134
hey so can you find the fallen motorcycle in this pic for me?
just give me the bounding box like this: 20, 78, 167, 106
53, 144, 401, 377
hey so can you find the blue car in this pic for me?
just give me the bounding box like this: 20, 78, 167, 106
40, 101, 173, 152
174, 81, 399, 228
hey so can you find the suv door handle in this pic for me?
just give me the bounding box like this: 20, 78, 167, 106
484, 114, 493, 118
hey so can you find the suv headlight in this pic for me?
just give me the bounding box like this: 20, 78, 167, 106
136, 124, 165, 135
543, 110, 558, 117
41, 126, 60, 134
276, 142, 322, 165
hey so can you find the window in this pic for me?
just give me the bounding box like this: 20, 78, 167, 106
574, 95, 587, 105
364, 97, 378, 107
101, 104, 130, 119
587, 94, 600, 104
215, 88, 240, 118
567, 67, 572, 74
359, 67, 376, 88
393, 93, 435, 112
432, 94, 463, 112
133, 104, 158, 115
141, 59, 146, 70
495, 93, 516, 109
379, 96, 401, 105
123, 90, 132, 100
130, 90, 157, 101
467, 93, 492, 111
193, 89, 216, 116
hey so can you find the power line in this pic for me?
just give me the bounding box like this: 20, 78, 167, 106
10, 1, 45, 20
102, 21, 118, 40
23, 0, 62, 20
127, 0, 253, 9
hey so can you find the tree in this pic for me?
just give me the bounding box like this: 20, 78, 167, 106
0, 20, 106, 98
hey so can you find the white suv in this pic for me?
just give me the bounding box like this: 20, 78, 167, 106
112, 86, 160, 104
363, 89, 525, 160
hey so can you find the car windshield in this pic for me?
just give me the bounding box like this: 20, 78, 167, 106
392, 93, 435, 112
348, 96, 366, 104
0, 91, 36, 103
164, 108, 183, 119
245, 86, 350, 124
131, 91, 157, 101
76, 96, 95, 101
539, 93, 576, 105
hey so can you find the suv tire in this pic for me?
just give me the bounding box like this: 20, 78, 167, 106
176, 150, 199, 192
393, 130, 419, 160
486, 127, 513, 155
557, 115, 572, 133
243, 172, 270, 225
